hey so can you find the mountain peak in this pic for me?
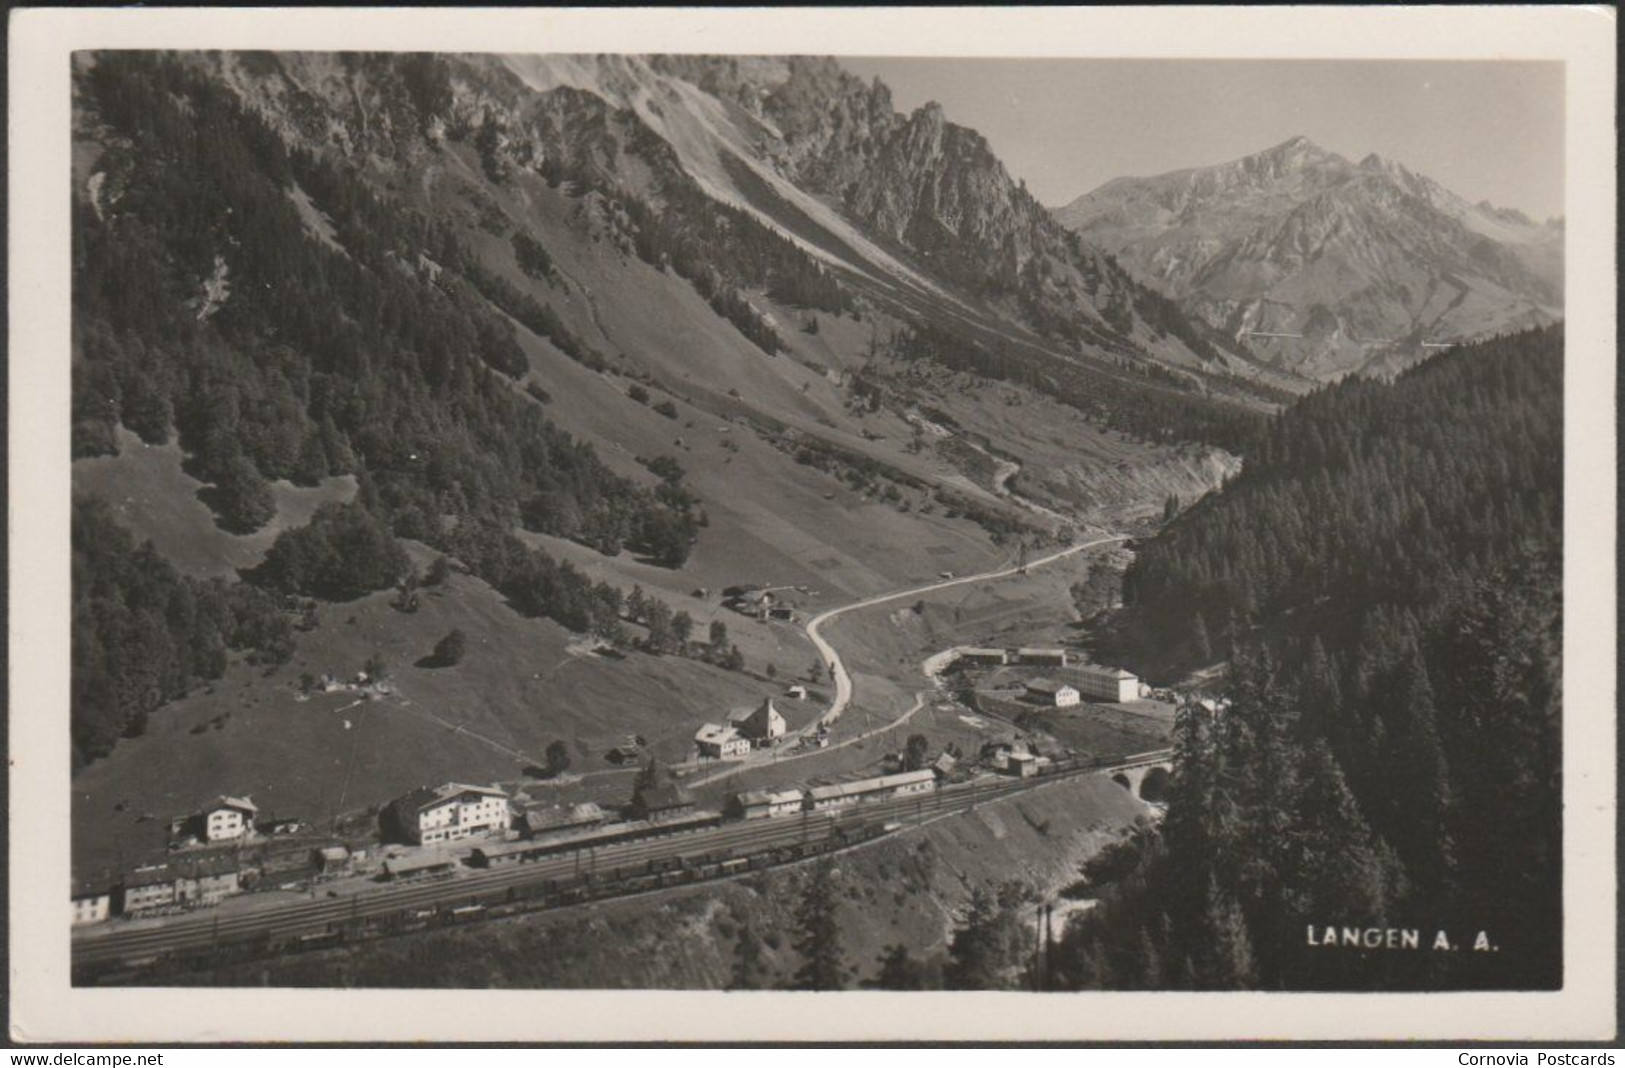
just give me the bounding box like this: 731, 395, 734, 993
1358, 151, 1413, 179
1246, 135, 1340, 176
1055, 130, 1563, 382
1264, 134, 1327, 158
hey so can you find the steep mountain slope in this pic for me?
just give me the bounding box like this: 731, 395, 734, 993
1054, 136, 1563, 379
496, 54, 1297, 390
70, 50, 1253, 873
1060, 327, 1562, 991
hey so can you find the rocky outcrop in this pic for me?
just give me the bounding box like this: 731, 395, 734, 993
193, 50, 1272, 389
1054, 136, 1563, 379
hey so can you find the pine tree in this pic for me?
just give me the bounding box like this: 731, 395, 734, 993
870, 944, 928, 990
943, 888, 1002, 989
1296, 636, 1343, 745
1201, 880, 1257, 990
791, 862, 847, 991
1387, 646, 1455, 892
1227, 648, 1302, 931
212, 454, 277, 534
729, 925, 767, 990
424, 555, 452, 587
634, 757, 663, 792
1289, 740, 1389, 922
671, 610, 695, 651
943, 886, 1036, 990
1190, 613, 1213, 664
1136, 925, 1165, 990
644, 598, 674, 655
1163, 702, 1218, 901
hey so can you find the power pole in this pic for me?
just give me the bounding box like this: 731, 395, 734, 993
1041, 903, 1053, 991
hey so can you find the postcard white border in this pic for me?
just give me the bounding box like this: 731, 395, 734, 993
9, 4, 1617, 1044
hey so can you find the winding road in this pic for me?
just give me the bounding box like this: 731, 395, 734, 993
685, 532, 1126, 788
804, 532, 1129, 729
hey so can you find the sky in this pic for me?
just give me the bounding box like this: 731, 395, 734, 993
838, 58, 1565, 220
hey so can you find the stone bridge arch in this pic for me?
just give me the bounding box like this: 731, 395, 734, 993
1113, 759, 1174, 801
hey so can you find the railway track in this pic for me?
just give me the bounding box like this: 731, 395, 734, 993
72, 751, 1170, 975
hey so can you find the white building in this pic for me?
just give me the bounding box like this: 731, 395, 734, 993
200, 795, 258, 842
72, 880, 112, 926
1008, 751, 1041, 778
120, 865, 178, 914
728, 698, 788, 745
1025, 677, 1082, 708
1072, 665, 1141, 704
174, 854, 242, 905
731, 788, 806, 819
882, 769, 937, 797
805, 769, 935, 812
384, 783, 511, 846
694, 722, 751, 759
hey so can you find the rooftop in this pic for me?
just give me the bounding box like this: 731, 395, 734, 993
383, 851, 460, 874
172, 852, 241, 878
1072, 664, 1137, 680
393, 782, 509, 814
636, 783, 693, 811
695, 722, 743, 745
124, 864, 175, 889
808, 769, 934, 800
729, 697, 783, 725
204, 795, 258, 814
735, 788, 804, 807
522, 802, 606, 831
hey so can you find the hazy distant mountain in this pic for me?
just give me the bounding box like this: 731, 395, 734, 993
1053, 136, 1563, 379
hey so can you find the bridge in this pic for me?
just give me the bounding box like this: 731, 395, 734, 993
1107, 749, 1174, 799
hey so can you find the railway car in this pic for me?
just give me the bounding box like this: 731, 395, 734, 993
295, 929, 343, 951
469, 809, 724, 868
379, 853, 459, 882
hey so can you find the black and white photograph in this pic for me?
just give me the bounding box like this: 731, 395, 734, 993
9, 4, 1616, 1046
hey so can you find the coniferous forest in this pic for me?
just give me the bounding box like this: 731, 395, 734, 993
1058, 326, 1562, 990
70, 55, 698, 764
